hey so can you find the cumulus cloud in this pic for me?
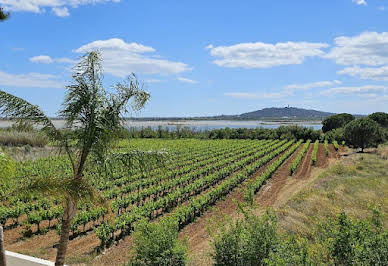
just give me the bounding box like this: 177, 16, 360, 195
352, 0, 367, 5
29, 55, 76, 64
177, 77, 197, 84
285, 80, 342, 90
325, 32, 388, 66
338, 65, 388, 80
206, 41, 328, 69
0, 0, 120, 17
0, 71, 64, 88
52, 7, 69, 17
74, 38, 191, 77
29, 55, 54, 64
321, 85, 388, 95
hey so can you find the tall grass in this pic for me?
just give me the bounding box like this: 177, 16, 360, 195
0, 131, 48, 147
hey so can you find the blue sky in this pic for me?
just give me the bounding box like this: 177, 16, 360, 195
1, 0, 388, 117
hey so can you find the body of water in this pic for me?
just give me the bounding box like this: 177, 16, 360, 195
0, 119, 322, 131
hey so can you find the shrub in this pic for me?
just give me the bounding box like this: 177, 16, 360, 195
130, 218, 187, 266
211, 208, 278, 266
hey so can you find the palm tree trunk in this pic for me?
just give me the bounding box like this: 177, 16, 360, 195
55, 198, 77, 266
0, 226, 6, 266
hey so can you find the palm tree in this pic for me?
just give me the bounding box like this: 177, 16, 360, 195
0, 8, 9, 21
0, 51, 152, 266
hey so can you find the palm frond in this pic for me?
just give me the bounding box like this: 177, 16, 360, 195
0, 90, 76, 171
0, 7, 10, 21
0, 90, 59, 139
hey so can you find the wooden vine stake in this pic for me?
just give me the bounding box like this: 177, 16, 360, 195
0, 226, 6, 266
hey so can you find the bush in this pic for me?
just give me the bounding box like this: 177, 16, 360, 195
130, 218, 187, 266
211, 208, 278, 266
320, 209, 388, 266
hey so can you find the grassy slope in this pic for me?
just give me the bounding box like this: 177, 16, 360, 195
277, 145, 388, 236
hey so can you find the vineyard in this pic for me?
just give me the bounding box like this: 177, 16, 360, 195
0, 138, 339, 263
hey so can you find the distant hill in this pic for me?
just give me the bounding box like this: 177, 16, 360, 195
237, 107, 335, 119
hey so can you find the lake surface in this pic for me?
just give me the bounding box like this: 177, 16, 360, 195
124, 120, 322, 130
0, 119, 322, 131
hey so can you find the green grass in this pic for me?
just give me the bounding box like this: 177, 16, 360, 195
278, 145, 388, 235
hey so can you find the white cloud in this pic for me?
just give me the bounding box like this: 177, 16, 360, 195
52, 7, 69, 17
74, 38, 191, 77
285, 80, 341, 90
29, 55, 75, 64
325, 32, 388, 66
338, 65, 388, 80
177, 77, 197, 84
207, 41, 328, 69
321, 85, 388, 95
0, 71, 64, 88
352, 0, 367, 5
0, 0, 120, 17
29, 55, 54, 64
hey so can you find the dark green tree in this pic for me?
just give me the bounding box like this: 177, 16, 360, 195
0, 51, 152, 266
344, 117, 382, 152
0, 7, 9, 21
322, 113, 355, 133
369, 112, 388, 128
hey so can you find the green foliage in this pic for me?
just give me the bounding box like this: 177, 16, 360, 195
130, 219, 187, 266
344, 117, 383, 152
322, 113, 355, 133
324, 140, 329, 157
324, 127, 345, 142
311, 140, 319, 165
290, 140, 311, 175
265, 236, 313, 266
211, 208, 388, 266
319, 210, 388, 266
123, 125, 322, 142
333, 140, 339, 151
94, 222, 114, 248
211, 208, 278, 266
0, 148, 15, 199
369, 112, 388, 128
